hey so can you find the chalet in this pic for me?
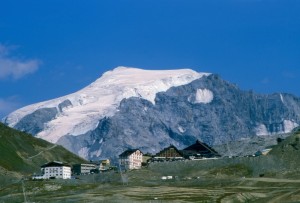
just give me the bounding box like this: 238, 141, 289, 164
72, 163, 96, 175
153, 145, 184, 161
90, 159, 111, 172
119, 149, 143, 170
182, 140, 221, 159
98, 159, 110, 171
33, 161, 71, 179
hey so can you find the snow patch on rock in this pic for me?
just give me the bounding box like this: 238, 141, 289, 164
283, 120, 298, 133
255, 120, 298, 136
178, 126, 185, 133
280, 94, 284, 103
255, 124, 269, 136
194, 88, 214, 104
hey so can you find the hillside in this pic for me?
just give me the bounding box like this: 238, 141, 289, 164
267, 127, 300, 177
0, 122, 87, 183
3, 67, 300, 161
140, 129, 300, 181
2, 131, 300, 202
213, 133, 291, 157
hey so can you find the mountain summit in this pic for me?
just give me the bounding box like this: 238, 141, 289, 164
3, 67, 300, 160
3, 67, 209, 144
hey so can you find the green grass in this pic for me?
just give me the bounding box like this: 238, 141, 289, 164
2, 124, 300, 202
0, 123, 87, 176
2, 174, 300, 203
209, 164, 253, 177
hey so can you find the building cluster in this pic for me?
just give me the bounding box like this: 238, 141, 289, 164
32, 159, 110, 180
32, 140, 220, 179
118, 140, 221, 171
73, 159, 110, 175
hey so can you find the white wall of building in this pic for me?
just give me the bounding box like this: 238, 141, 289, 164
120, 150, 143, 170
42, 166, 71, 179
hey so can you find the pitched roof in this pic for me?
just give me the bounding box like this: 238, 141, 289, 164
183, 140, 220, 156
161, 144, 181, 153
155, 144, 183, 157
41, 161, 71, 168
119, 149, 142, 157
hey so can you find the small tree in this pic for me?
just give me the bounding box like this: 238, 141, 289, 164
277, 138, 283, 144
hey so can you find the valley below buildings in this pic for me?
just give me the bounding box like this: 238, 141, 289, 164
1, 123, 300, 202
1, 158, 300, 203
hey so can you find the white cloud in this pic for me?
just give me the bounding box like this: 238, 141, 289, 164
0, 44, 41, 80
0, 96, 22, 119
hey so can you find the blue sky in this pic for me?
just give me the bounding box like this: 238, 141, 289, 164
0, 0, 300, 118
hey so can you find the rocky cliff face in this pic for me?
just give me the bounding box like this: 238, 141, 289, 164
58, 74, 300, 160
3, 68, 300, 161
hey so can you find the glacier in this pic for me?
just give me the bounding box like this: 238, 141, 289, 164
3, 66, 210, 143
3, 67, 300, 161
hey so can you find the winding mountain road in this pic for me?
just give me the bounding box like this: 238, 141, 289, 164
27, 144, 57, 160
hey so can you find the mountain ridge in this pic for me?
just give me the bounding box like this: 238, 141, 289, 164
56, 73, 300, 160
3, 67, 300, 160
3, 67, 209, 143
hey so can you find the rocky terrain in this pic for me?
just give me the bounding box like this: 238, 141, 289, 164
213, 133, 291, 157
57, 73, 300, 161
3, 68, 300, 161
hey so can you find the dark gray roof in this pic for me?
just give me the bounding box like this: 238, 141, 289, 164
183, 140, 220, 156
155, 144, 183, 157
41, 161, 71, 168
119, 149, 142, 157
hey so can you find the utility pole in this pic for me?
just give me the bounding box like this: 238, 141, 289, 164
118, 161, 128, 185
21, 179, 28, 203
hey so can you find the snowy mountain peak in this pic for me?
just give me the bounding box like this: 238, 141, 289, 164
4, 67, 300, 161
4, 67, 210, 143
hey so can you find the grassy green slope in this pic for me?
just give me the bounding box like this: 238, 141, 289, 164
143, 129, 300, 180
0, 122, 87, 176
267, 128, 300, 177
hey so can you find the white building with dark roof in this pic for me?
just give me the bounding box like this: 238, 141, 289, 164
33, 161, 71, 179
119, 149, 143, 170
